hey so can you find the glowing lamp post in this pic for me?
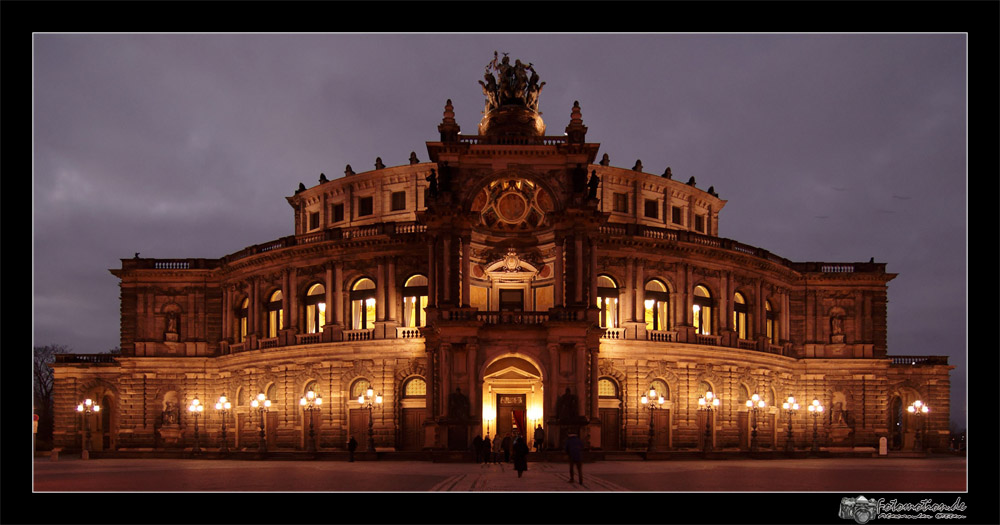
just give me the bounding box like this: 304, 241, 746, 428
250, 393, 272, 455
187, 397, 204, 454
299, 389, 323, 453
907, 400, 929, 451
697, 391, 720, 453
641, 386, 666, 452
745, 394, 766, 453
807, 399, 824, 453
358, 387, 382, 452
75, 398, 100, 460
782, 396, 799, 453
215, 395, 232, 454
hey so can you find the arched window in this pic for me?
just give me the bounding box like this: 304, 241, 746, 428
236, 387, 246, 407
305, 283, 326, 334
596, 275, 619, 329
403, 377, 426, 397
733, 292, 748, 339
350, 379, 372, 400
693, 285, 712, 335
403, 275, 428, 328
350, 278, 376, 330
644, 279, 669, 331
266, 290, 283, 338
765, 300, 777, 344
598, 378, 619, 398
697, 380, 714, 398
266, 383, 277, 404
649, 379, 669, 401
237, 298, 248, 342
738, 384, 750, 404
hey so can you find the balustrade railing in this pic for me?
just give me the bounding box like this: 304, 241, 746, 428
694, 333, 723, 346
890, 355, 949, 366
602, 327, 627, 340
259, 337, 280, 349
737, 339, 758, 350
476, 311, 549, 325
396, 326, 424, 339
344, 329, 373, 341
229, 342, 247, 354
295, 333, 323, 345
54, 354, 118, 364
646, 330, 676, 342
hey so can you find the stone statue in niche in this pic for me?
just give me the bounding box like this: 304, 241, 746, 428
448, 387, 470, 420
587, 170, 600, 200
164, 311, 180, 342
161, 400, 179, 426
556, 388, 579, 422
830, 315, 845, 343
425, 169, 438, 197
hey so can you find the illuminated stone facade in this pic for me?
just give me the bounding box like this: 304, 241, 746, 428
51, 57, 952, 456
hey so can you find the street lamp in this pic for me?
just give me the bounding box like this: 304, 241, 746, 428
907, 400, 929, 451
250, 392, 272, 455
782, 396, 799, 453
214, 394, 232, 454
75, 398, 101, 460
697, 391, 720, 453
299, 388, 323, 453
807, 399, 824, 453
745, 394, 766, 453
641, 386, 665, 452
187, 397, 204, 454
358, 387, 383, 452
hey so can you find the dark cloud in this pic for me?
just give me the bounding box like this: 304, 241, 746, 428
33, 33, 966, 426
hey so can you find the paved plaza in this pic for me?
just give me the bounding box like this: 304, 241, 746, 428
33, 456, 966, 492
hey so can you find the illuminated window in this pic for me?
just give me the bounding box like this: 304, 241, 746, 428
266, 290, 283, 338
693, 285, 712, 335
403, 377, 426, 397
236, 387, 245, 406
350, 379, 372, 400
766, 300, 777, 344
305, 283, 326, 334
350, 278, 376, 330
237, 298, 248, 343
266, 383, 277, 402
403, 275, 428, 327
644, 279, 669, 331
733, 292, 748, 339
596, 275, 619, 328
598, 378, 619, 398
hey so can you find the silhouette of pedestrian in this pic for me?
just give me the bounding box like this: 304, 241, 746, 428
482, 434, 493, 466
348, 436, 358, 462
493, 434, 503, 465
512, 434, 529, 478
565, 433, 584, 484
533, 424, 545, 452
501, 433, 512, 463
472, 434, 483, 463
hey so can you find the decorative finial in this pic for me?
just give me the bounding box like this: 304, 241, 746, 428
296, 182, 306, 194
319, 173, 328, 183
565, 100, 587, 144
599, 153, 610, 166
375, 157, 385, 170
662, 167, 672, 179
345, 164, 355, 177
439, 99, 460, 142
632, 160, 643, 172
409, 152, 419, 165
707, 186, 718, 197
687, 176, 696, 187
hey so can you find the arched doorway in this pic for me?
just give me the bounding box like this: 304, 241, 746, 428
480, 356, 544, 443
889, 395, 904, 450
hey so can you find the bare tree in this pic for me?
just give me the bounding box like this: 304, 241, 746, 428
33, 344, 69, 443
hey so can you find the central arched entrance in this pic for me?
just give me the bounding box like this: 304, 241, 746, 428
480, 355, 544, 443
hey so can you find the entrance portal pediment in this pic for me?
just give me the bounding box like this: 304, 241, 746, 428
485, 365, 540, 382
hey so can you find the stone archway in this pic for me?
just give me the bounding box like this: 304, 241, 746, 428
480, 355, 544, 443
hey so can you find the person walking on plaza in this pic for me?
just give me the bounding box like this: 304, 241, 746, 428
472, 434, 483, 463
493, 433, 504, 466
533, 424, 545, 452
347, 436, 358, 462
501, 433, 512, 463
565, 432, 584, 484
512, 433, 530, 478
482, 434, 492, 466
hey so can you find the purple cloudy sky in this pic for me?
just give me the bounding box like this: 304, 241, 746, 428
32, 34, 966, 428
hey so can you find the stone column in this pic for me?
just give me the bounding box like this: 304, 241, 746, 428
281, 270, 290, 331
387, 257, 397, 322
461, 237, 471, 307
289, 267, 298, 332
635, 259, 645, 321
334, 263, 344, 326
443, 236, 452, 303
554, 239, 564, 307
251, 277, 260, 336
222, 285, 230, 342
589, 239, 598, 308
624, 257, 634, 322
427, 236, 437, 307
376, 259, 386, 322
590, 348, 600, 419
324, 265, 334, 327
574, 236, 583, 303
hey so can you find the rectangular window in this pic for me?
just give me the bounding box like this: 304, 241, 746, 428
309, 211, 320, 230
391, 191, 406, 211
695, 215, 705, 233
671, 206, 682, 225
613, 193, 627, 213
332, 203, 344, 223
644, 199, 658, 219
358, 196, 374, 217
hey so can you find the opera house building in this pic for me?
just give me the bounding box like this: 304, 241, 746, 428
51, 56, 952, 457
